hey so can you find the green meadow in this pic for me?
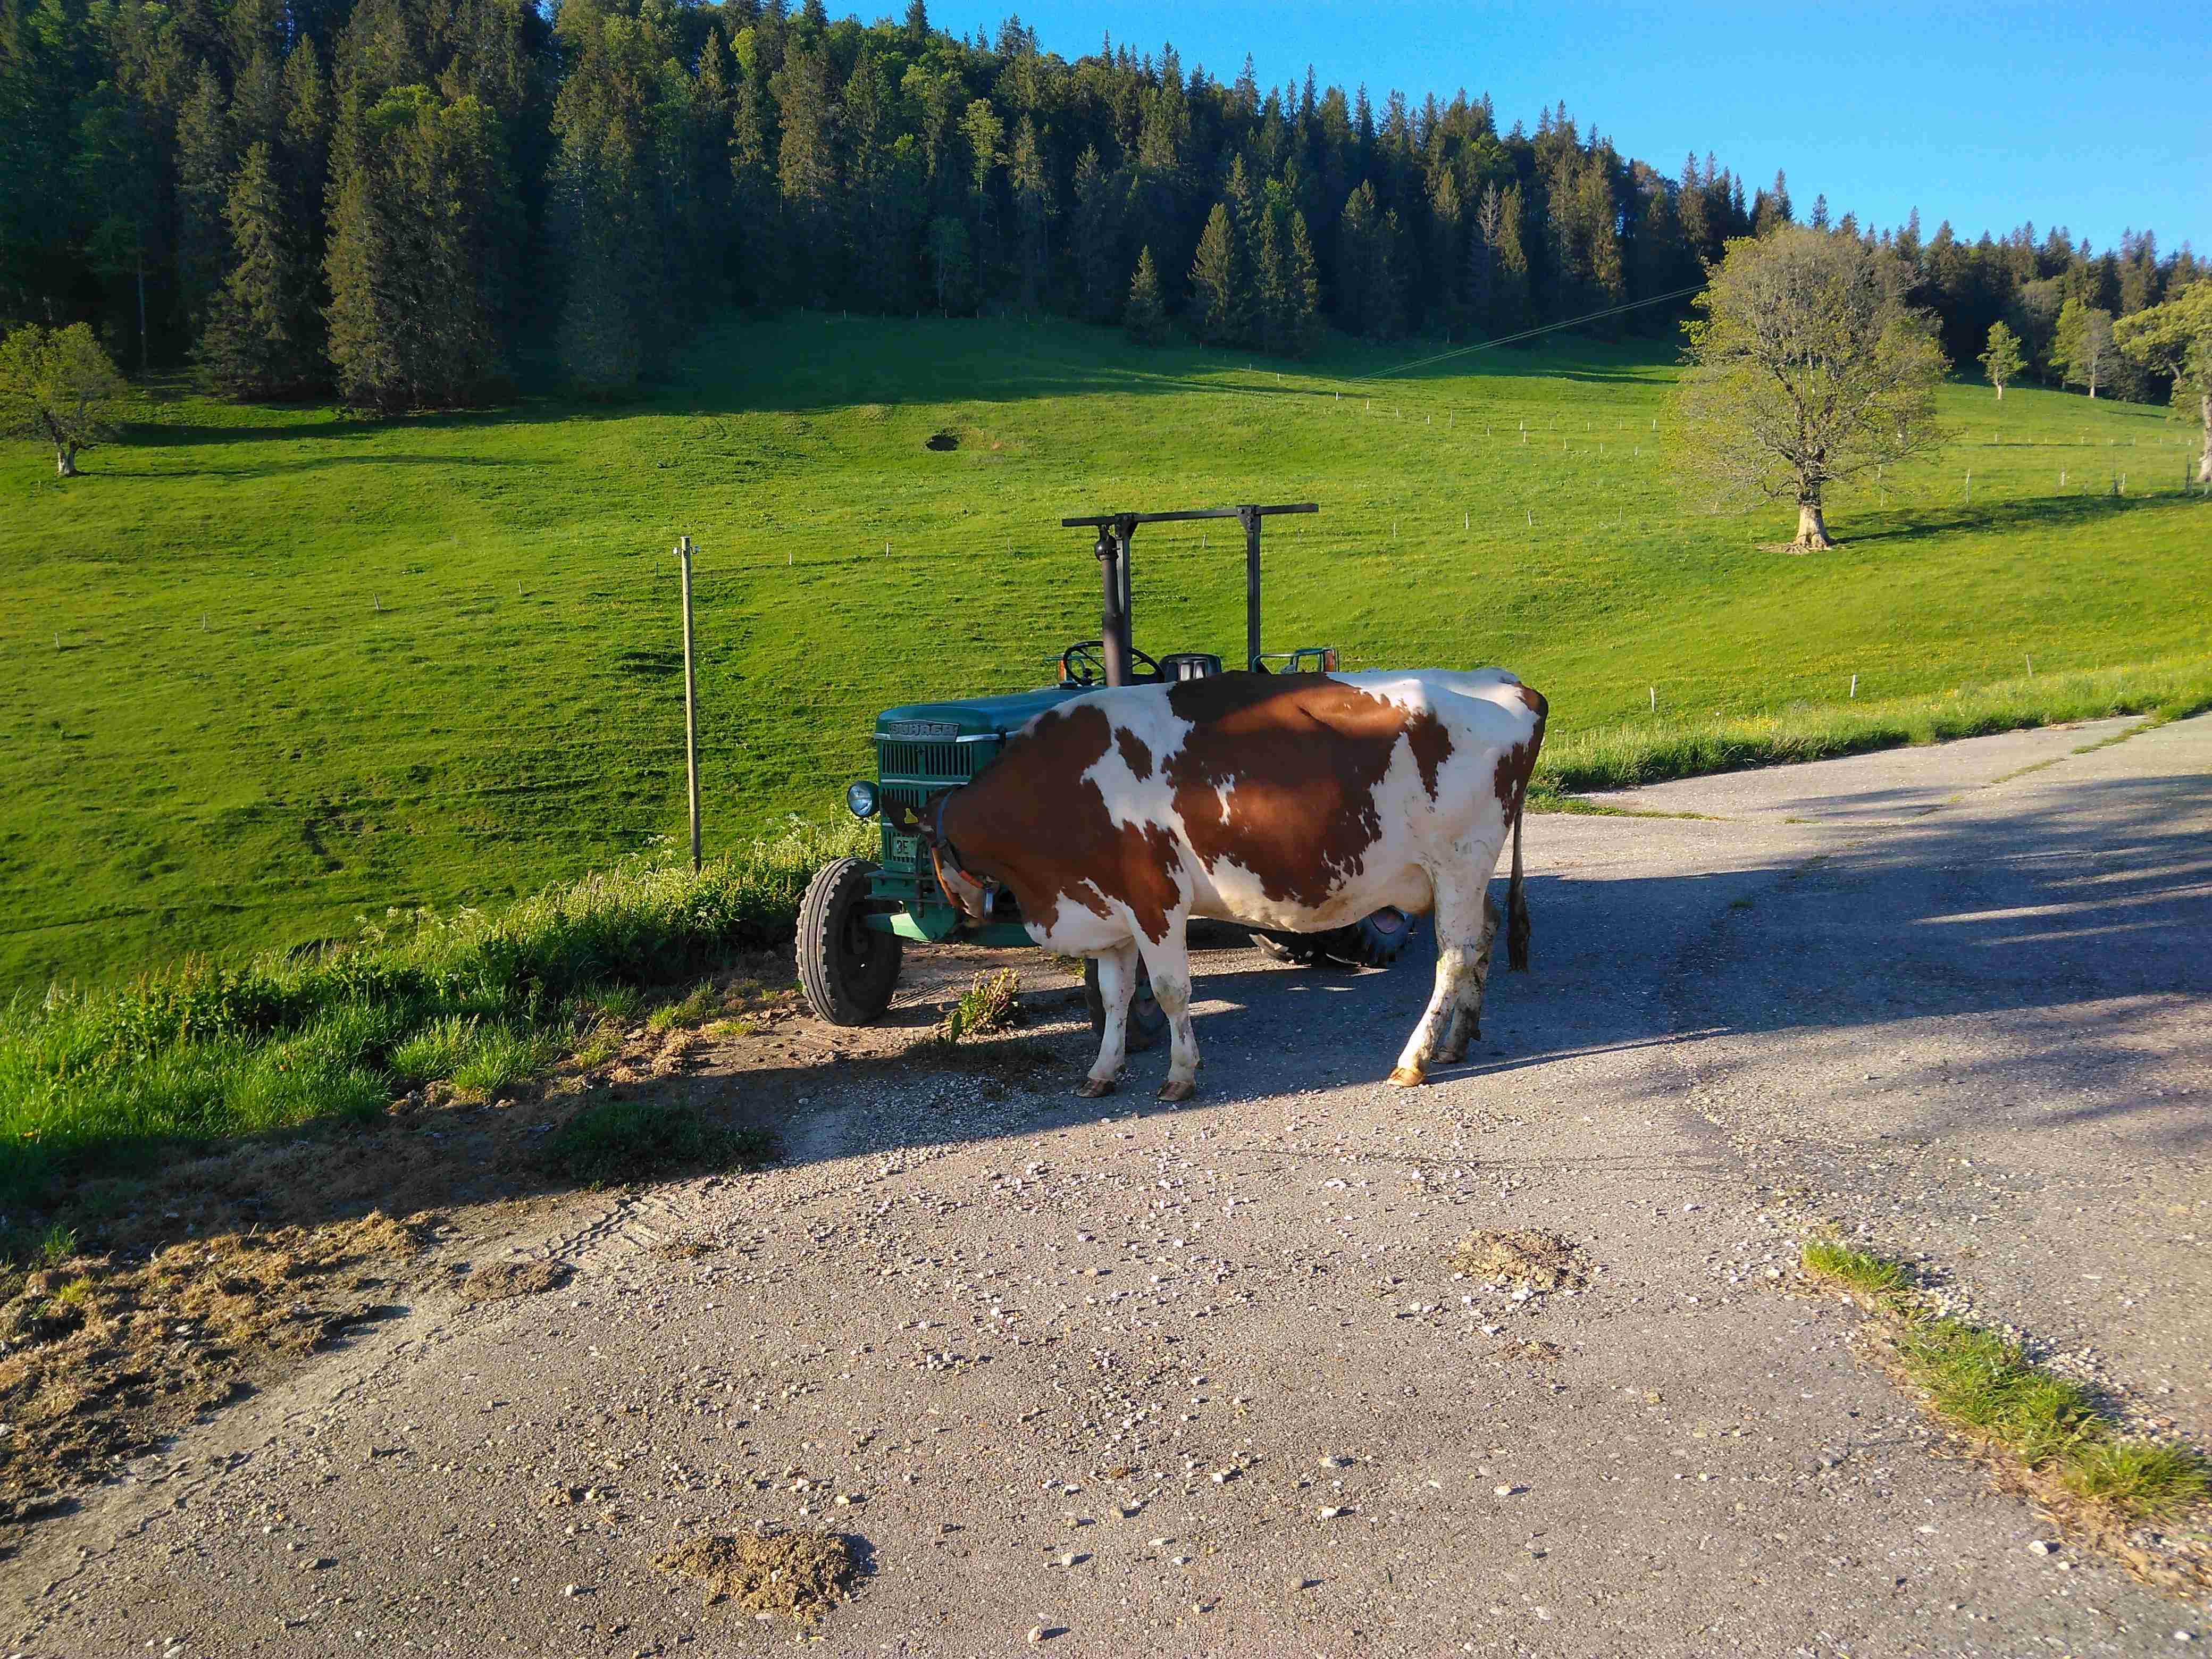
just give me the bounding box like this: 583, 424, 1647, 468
4, 312, 2207, 992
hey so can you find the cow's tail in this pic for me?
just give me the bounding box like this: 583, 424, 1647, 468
1506, 685, 1547, 972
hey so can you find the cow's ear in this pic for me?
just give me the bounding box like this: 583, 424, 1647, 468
885, 799, 925, 837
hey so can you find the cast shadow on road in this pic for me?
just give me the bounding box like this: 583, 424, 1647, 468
72, 754, 2205, 1253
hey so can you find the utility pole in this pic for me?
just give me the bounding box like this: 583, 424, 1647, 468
677, 535, 701, 873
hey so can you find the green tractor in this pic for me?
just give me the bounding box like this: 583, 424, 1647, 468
795, 504, 1420, 1045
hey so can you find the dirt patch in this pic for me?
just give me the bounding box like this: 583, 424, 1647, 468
0, 1211, 433, 1523
456, 1259, 571, 1303
1497, 1338, 1565, 1364
1449, 1229, 1590, 1293
654, 1527, 860, 1621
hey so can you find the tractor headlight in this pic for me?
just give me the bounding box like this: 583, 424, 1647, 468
845, 781, 879, 820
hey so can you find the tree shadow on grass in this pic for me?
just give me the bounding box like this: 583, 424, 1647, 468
1839, 488, 2193, 547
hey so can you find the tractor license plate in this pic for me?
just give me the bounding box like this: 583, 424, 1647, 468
890, 833, 919, 864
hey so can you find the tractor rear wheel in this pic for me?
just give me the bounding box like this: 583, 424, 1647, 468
1328, 906, 1420, 968
798, 857, 903, 1025
1083, 957, 1168, 1053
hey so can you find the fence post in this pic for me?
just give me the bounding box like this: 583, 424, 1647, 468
678, 535, 702, 874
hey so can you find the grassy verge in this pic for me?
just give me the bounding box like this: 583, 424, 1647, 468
1536, 658, 2212, 798
1801, 1239, 2210, 1543
0, 819, 867, 1246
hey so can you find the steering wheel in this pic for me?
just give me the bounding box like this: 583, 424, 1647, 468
1060, 641, 1162, 686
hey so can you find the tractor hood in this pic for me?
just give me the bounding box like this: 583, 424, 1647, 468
873, 685, 1086, 742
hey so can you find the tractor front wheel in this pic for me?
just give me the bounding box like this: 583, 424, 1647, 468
1083, 957, 1168, 1052
1250, 929, 1329, 966
798, 857, 903, 1025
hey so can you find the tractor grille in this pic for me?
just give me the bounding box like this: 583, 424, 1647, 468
876, 733, 999, 873
877, 740, 968, 781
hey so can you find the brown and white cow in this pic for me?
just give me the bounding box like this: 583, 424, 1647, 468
908, 668, 1547, 1099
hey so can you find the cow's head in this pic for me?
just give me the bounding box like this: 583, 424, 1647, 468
889, 789, 994, 924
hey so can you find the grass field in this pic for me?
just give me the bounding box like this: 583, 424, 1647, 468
4, 312, 2207, 991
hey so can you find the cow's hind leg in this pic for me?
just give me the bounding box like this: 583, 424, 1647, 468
1079, 940, 1140, 1097
1135, 927, 1201, 1102
1390, 875, 1492, 1088
1430, 891, 1502, 1066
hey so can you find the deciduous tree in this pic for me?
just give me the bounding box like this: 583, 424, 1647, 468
1673, 227, 1948, 551
0, 321, 131, 475
2115, 282, 2212, 482
2050, 297, 2114, 398
1978, 320, 2023, 399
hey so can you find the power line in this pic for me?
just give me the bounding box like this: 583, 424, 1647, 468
1351, 283, 1709, 384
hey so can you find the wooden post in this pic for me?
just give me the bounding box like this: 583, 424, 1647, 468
678, 535, 701, 873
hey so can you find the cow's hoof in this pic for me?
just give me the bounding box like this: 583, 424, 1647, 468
1157, 1078, 1198, 1103
1387, 1065, 1427, 1089
1075, 1077, 1117, 1099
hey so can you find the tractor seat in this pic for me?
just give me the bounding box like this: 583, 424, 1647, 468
1157, 652, 1224, 682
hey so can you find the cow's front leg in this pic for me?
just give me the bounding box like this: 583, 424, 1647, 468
1078, 940, 1140, 1097
1137, 927, 1200, 1102
1390, 875, 1489, 1087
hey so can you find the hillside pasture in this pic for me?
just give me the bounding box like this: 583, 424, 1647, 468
2, 312, 2206, 991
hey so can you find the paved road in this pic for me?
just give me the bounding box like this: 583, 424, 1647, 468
9, 716, 2208, 1657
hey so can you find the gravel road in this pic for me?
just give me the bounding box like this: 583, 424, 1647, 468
8, 715, 2207, 1657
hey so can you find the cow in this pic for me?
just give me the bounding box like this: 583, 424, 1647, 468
903, 668, 1547, 1100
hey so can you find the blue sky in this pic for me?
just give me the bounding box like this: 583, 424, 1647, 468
924, 1, 2205, 255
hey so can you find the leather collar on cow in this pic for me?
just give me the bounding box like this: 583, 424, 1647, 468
929, 793, 993, 923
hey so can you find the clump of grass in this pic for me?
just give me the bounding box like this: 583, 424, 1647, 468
1800, 1238, 2211, 1530
546, 1099, 775, 1188
2057, 1440, 2211, 1515
388, 1015, 483, 1086
1802, 1238, 1913, 1303
937, 970, 1021, 1043
569, 1021, 622, 1070
646, 981, 720, 1033
448, 1025, 557, 1102
579, 984, 644, 1023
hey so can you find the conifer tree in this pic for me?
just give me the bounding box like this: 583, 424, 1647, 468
729, 67, 782, 307
200, 140, 321, 396
773, 43, 839, 295
925, 214, 973, 312
1281, 208, 1322, 355
1468, 184, 1500, 334
1336, 181, 1377, 335
1069, 147, 1126, 322
844, 49, 921, 311
174, 64, 236, 333
1124, 245, 1167, 345
1247, 205, 1288, 353
1189, 201, 1243, 346
1007, 119, 1052, 311
325, 86, 519, 410
1490, 182, 1530, 334
1428, 168, 1465, 336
